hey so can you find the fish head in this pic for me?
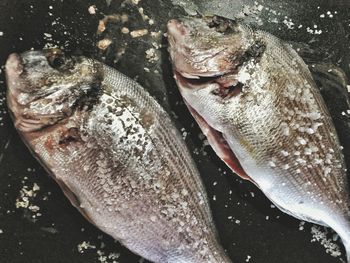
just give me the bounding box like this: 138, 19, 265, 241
5, 49, 102, 132
167, 15, 255, 78
167, 16, 266, 129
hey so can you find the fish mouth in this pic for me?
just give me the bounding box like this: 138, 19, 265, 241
5, 50, 73, 133
5, 53, 24, 93
6, 53, 23, 76
174, 70, 243, 99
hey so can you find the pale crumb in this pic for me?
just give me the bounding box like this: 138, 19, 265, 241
98, 15, 122, 34
121, 27, 129, 34
245, 255, 252, 262
33, 183, 40, 191
131, 0, 141, 4
98, 20, 106, 33
143, 67, 150, 72
88, 5, 97, 14
138, 7, 150, 21
347, 85, 350, 93
0, 229, 3, 234
0, 32, 3, 36
121, 14, 128, 23
149, 19, 154, 25
97, 39, 112, 50
145, 48, 158, 63
152, 42, 160, 49
130, 29, 148, 38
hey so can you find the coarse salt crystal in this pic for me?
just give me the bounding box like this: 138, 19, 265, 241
88, 5, 97, 14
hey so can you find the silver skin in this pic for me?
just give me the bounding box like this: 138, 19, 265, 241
167, 16, 350, 261
5, 50, 232, 263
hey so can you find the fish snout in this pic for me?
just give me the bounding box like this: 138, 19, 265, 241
5, 53, 23, 78
167, 19, 189, 44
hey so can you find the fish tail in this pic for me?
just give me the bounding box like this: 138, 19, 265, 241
342, 238, 350, 263
328, 216, 350, 262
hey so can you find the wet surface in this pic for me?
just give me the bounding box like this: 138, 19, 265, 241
0, 0, 350, 262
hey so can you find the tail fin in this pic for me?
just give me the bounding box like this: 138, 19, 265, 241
328, 219, 350, 262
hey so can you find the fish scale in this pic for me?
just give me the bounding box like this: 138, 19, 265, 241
167, 16, 350, 261
5, 51, 232, 263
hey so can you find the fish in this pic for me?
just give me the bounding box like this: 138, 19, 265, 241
167, 15, 350, 261
5, 49, 232, 263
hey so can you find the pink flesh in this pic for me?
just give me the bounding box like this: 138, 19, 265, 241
185, 102, 256, 183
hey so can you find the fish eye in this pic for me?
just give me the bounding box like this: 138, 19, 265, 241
207, 16, 238, 34
49, 56, 65, 69
44, 49, 66, 69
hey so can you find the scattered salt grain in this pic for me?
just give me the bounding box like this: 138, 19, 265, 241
268, 161, 276, 168
311, 226, 342, 258
77, 241, 96, 253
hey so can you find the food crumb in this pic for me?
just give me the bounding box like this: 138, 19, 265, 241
130, 29, 148, 38
0, 32, 3, 36
97, 39, 112, 50
121, 27, 129, 34
88, 5, 97, 15
245, 255, 252, 262
145, 48, 158, 63
347, 85, 350, 93
98, 20, 106, 33
0, 229, 3, 234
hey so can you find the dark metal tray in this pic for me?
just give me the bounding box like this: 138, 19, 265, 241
1, 0, 349, 262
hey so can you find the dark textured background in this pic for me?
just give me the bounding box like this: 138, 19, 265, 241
0, 0, 350, 262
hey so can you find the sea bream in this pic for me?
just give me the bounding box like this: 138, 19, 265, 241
167, 15, 350, 260
5, 49, 232, 263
